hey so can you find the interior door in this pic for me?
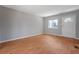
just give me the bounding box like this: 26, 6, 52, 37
62, 16, 76, 38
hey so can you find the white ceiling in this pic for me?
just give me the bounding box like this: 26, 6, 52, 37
2, 5, 79, 17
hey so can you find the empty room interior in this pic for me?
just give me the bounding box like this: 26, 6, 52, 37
0, 5, 79, 54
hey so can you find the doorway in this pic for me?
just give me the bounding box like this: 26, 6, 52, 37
62, 15, 76, 38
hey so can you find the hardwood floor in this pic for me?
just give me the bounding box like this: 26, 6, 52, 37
0, 34, 79, 54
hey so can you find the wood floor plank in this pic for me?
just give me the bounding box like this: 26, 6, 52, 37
0, 34, 79, 54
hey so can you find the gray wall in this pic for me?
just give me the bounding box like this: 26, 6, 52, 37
0, 6, 43, 41
76, 10, 79, 38
43, 10, 79, 38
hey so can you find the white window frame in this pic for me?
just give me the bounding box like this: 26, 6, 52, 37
48, 19, 58, 29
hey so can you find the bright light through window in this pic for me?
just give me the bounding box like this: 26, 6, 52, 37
64, 18, 72, 22
48, 19, 58, 29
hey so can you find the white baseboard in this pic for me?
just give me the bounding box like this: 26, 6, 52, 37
0, 33, 79, 44
44, 33, 79, 40
0, 34, 42, 43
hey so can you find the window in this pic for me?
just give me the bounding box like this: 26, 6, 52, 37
48, 19, 58, 29
64, 18, 72, 23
